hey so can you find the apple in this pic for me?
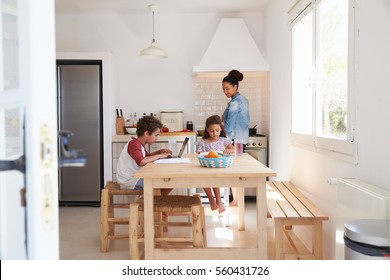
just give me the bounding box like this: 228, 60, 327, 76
162, 126, 169, 132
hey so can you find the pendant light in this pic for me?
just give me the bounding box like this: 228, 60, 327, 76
140, 4, 168, 59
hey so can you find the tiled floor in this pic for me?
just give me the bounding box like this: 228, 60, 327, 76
59, 201, 276, 260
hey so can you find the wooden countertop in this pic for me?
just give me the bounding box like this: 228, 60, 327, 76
112, 132, 196, 142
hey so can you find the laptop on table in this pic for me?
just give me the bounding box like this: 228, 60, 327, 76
167, 137, 189, 158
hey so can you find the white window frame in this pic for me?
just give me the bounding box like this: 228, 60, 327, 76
289, 0, 357, 162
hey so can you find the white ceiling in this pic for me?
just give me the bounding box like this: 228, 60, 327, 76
55, 0, 270, 14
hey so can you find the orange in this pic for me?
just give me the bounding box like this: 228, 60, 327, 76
207, 150, 219, 158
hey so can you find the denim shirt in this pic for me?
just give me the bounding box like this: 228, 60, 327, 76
222, 92, 249, 143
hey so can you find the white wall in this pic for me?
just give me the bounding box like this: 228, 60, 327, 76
55, 12, 265, 124
265, 0, 390, 259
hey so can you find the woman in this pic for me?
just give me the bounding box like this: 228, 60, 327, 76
222, 69, 249, 143
221, 69, 250, 206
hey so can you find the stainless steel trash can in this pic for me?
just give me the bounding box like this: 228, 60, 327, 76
344, 219, 390, 260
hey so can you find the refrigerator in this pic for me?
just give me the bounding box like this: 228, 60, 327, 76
57, 60, 103, 205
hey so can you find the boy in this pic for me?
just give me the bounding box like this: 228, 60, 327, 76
116, 115, 172, 195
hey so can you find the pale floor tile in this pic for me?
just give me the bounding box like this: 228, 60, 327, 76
59, 202, 275, 260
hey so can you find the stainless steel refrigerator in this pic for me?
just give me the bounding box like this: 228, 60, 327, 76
57, 60, 103, 205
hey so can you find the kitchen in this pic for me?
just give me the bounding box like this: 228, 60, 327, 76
54, 0, 390, 261
1, 0, 390, 264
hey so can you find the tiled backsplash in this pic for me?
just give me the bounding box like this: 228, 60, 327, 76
194, 72, 269, 136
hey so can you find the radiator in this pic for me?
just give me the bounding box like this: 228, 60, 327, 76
336, 178, 390, 259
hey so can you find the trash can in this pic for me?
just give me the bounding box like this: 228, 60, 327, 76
344, 219, 390, 260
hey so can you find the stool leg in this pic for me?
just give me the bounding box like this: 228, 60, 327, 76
129, 203, 140, 260
193, 194, 206, 247
101, 189, 109, 252
200, 206, 207, 247
108, 192, 115, 237
155, 212, 163, 237
191, 205, 203, 248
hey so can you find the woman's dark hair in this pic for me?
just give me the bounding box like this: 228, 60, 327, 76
222, 69, 244, 88
203, 115, 227, 139
136, 116, 163, 137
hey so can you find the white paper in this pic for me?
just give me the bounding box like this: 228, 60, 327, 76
154, 158, 191, 164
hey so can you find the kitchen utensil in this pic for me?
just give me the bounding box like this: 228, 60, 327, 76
249, 125, 257, 136
186, 121, 193, 131
125, 127, 137, 134
197, 154, 233, 168
116, 109, 125, 135
197, 130, 204, 137
160, 111, 184, 132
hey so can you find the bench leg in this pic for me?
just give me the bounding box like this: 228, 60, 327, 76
274, 219, 284, 260
312, 220, 323, 259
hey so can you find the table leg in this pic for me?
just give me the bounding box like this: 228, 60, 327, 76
144, 179, 154, 260
256, 177, 267, 259
237, 187, 245, 231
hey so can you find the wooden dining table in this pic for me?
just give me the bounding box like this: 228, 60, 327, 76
134, 153, 276, 260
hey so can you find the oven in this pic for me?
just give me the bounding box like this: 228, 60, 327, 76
245, 135, 268, 165
244, 135, 268, 196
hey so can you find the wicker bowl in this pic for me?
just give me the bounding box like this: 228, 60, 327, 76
197, 154, 233, 168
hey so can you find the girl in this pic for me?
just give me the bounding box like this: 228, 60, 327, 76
196, 115, 234, 213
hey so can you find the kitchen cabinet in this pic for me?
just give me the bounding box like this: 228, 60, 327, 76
112, 132, 196, 195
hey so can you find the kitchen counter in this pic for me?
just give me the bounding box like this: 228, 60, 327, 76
112, 132, 196, 143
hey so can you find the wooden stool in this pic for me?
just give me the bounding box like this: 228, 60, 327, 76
100, 181, 143, 252
129, 195, 207, 260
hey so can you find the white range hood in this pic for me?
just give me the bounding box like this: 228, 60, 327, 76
193, 18, 269, 73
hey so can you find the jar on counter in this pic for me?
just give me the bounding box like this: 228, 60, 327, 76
186, 121, 193, 131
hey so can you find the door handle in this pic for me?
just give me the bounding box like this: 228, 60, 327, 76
0, 155, 26, 173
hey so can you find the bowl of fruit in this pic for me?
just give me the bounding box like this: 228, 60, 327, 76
197, 150, 233, 168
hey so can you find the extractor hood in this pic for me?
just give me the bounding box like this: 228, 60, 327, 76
193, 18, 269, 73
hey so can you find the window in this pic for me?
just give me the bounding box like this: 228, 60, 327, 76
290, 0, 356, 157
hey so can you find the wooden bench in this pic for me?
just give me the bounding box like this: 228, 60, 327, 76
266, 181, 329, 260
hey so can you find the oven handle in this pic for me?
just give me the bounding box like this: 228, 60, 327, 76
244, 147, 267, 151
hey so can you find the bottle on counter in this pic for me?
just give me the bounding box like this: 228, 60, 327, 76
126, 113, 132, 127
133, 112, 137, 127
186, 121, 193, 131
